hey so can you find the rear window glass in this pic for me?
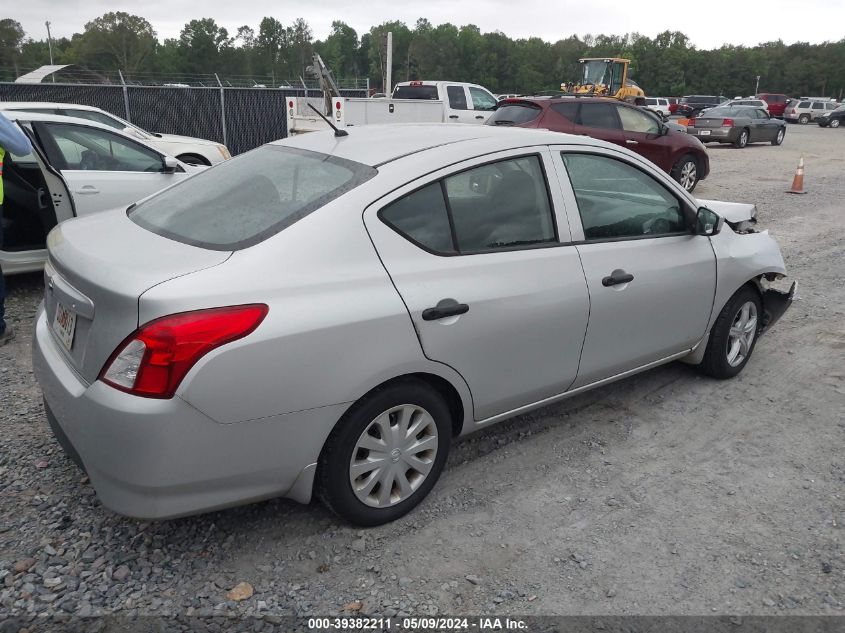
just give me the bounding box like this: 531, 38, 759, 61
129, 146, 376, 250
550, 102, 578, 121
393, 85, 439, 100
487, 103, 542, 126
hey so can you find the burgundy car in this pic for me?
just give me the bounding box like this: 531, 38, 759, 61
487, 97, 709, 192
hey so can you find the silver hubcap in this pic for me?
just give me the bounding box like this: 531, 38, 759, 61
349, 404, 438, 508
777, 130, 784, 142
726, 301, 758, 367
679, 161, 697, 190
739, 131, 748, 146
832, 119, 840, 128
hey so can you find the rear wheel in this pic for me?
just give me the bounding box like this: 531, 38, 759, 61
733, 128, 749, 148
699, 286, 762, 379
771, 127, 785, 145
831, 118, 841, 129
798, 114, 810, 124
671, 154, 699, 192
317, 379, 452, 526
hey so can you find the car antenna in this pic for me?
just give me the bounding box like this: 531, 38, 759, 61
307, 103, 348, 137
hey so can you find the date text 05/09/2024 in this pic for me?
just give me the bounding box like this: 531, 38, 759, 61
307, 617, 529, 630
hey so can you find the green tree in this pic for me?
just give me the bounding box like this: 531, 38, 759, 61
68, 12, 156, 75
179, 18, 232, 75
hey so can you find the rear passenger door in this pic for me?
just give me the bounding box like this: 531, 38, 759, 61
551, 147, 717, 387
364, 149, 590, 421
444, 85, 475, 124
576, 102, 625, 146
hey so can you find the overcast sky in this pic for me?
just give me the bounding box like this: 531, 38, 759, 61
11, 0, 844, 50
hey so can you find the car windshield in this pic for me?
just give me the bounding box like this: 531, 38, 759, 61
834, 104, 845, 112
486, 103, 542, 125
129, 145, 377, 250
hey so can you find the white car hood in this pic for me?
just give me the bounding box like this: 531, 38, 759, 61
697, 199, 757, 223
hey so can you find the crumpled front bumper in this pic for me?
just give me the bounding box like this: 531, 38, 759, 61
760, 279, 796, 333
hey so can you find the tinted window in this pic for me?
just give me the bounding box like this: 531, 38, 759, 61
393, 85, 439, 100
446, 86, 468, 110
469, 87, 498, 111
131, 146, 376, 250
487, 103, 542, 126
811, 102, 823, 110
616, 105, 660, 134
380, 156, 557, 254
43, 123, 162, 172
825, 102, 837, 110
550, 102, 579, 121
380, 183, 455, 253
562, 153, 685, 240
579, 103, 620, 129
798, 101, 810, 108
445, 156, 556, 251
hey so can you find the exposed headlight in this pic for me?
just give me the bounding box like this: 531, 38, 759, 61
217, 145, 231, 160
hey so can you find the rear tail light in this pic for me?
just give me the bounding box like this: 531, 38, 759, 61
100, 304, 268, 399
722, 118, 734, 126
688, 118, 696, 126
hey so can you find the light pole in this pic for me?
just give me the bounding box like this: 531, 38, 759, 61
755, 75, 760, 95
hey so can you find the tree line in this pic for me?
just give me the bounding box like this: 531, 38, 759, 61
1, 14, 843, 98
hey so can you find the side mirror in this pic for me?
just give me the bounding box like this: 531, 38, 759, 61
162, 156, 180, 173
695, 207, 723, 236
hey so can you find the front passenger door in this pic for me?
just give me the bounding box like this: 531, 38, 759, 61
553, 149, 717, 387
33, 122, 186, 215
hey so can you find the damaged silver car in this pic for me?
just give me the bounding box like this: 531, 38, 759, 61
33, 125, 794, 525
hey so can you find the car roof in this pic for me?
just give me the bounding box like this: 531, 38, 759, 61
274, 124, 600, 167
0, 101, 108, 113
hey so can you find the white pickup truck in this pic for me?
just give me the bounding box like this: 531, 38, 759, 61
285, 80, 500, 135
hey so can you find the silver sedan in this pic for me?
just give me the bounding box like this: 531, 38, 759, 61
33, 125, 794, 525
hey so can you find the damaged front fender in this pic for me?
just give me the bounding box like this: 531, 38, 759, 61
760, 278, 797, 334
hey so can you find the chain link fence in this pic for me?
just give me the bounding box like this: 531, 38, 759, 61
0, 82, 368, 155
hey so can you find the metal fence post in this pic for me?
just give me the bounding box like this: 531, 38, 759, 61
215, 73, 228, 148
118, 69, 131, 122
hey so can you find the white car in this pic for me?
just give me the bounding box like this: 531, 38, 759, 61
1, 111, 201, 274
643, 97, 671, 117
0, 102, 231, 166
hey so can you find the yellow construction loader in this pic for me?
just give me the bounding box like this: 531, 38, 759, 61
561, 58, 645, 102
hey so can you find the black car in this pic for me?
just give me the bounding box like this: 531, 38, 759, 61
817, 103, 845, 128
676, 95, 728, 117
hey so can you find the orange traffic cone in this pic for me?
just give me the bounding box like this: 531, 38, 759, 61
786, 156, 807, 194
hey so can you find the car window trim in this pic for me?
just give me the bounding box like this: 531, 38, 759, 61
376, 151, 567, 258
556, 149, 698, 242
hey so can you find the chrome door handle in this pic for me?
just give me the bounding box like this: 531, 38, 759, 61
625, 139, 638, 145
75, 186, 100, 195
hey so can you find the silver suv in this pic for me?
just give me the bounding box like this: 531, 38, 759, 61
784, 99, 839, 124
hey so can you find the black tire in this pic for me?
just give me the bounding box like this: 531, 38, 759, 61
818, 121, 828, 128
733, 128, 749, 148
831, 118, 841, 129
670, 154, 699, 192
798, 114, 810, 124
699, 286, 762, 379
316, 379, 452, 526
771, 127, 785, 145
176, 153, 210, 166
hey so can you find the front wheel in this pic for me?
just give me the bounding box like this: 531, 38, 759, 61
317, 380, 452, 526
771, 128, 785, 145
831, 118, 841, 129
733, 129, 749, 148
671, 155, 699, 192
699, 286, 762, 379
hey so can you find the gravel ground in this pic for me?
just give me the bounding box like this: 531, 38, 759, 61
0, 123, 843, 627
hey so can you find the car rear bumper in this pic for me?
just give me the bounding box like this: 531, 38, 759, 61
687, 127, 735, 142
32, 304, 348, 519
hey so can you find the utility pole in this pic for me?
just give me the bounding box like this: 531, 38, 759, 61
755, 75, 760, 95
46, 21, 55, 82
385, 32, 393, 96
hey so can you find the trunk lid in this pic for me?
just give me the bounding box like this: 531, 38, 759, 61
43, 209, 231, 383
